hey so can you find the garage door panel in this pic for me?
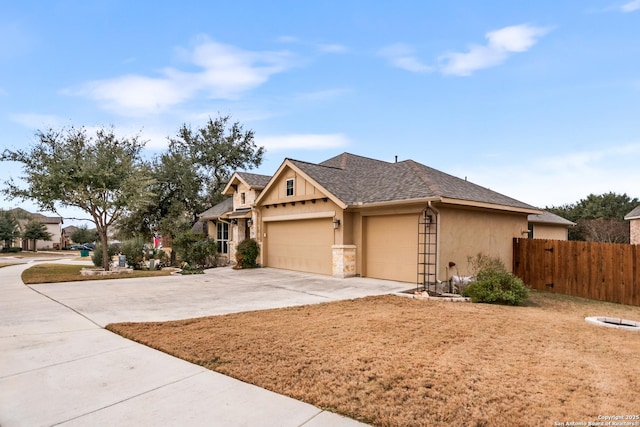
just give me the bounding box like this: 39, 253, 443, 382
365, 214, 418, 283
266, 219, 333, 275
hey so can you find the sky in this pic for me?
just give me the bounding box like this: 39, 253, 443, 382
1, 0, 639, 223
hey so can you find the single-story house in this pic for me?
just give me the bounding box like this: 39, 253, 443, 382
249, 152, 541, 284
625, 205, 640, 244
527, 211, 575, 240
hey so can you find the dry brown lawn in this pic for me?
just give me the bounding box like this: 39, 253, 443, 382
107, 292, 640, 427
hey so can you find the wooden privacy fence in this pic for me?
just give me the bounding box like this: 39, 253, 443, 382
513, 238, 640, 306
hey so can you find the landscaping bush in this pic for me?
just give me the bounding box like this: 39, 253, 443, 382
91, 243, 119, 268
178, 263, 205, 275
173, 230, 217, 268
191, 238, 217, 268
462, 253, 529, 306
236, 238, 259, 268
120, 238, 146, 270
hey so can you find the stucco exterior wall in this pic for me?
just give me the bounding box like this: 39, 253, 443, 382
529, 223, 568, 240
630, 219, 640, 245
437, 205, 528, 278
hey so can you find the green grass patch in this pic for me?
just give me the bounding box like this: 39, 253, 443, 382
22, 263, 173, 284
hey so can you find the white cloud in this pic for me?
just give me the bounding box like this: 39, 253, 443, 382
621, 0, 640, 12
10, 113, 64, 129
258, 133, 350, 151
275, 35, 299, 43
317, 43, 348, 53
452, 143, 640, 207
378, 43, 433, 73
439, 24, 550, 76
64, 37, 294, 116
296, 88, 351, 102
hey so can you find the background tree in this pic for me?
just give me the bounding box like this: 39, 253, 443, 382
547, 192, 639, 242
0, 210, 21, 249
22, 220, 52, 251
169, 115, 264, 211
1, 126, 154, 270
70, 224, 97, 244
118, 115, 264, 243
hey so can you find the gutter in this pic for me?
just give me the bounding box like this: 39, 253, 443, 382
346, 197, 442, 210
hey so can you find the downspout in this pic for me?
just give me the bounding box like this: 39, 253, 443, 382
427, 200, 441, 282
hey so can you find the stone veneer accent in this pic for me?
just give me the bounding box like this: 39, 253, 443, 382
332, 245, 357, 278
631, 219, 640, 245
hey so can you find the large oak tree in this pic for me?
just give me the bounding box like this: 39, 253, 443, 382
118, 115, 264, 241
1, 127, 154, 269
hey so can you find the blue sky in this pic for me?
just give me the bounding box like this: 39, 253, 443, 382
2, 1, 639, 222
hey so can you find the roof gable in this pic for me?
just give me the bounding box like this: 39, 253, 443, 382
222, 172, 272, 195
254, 160, 347, 208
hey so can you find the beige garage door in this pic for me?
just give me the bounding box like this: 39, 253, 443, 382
266, 219, 333, 275
364, 214, 419, 283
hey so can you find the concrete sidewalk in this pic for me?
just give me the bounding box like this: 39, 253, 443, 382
0, 262, 405, 426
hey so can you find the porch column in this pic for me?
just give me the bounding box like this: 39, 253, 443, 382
332, 244, 357, 278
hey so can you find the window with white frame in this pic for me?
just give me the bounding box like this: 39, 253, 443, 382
286, 178, 294, 197
217, 222, 229, 254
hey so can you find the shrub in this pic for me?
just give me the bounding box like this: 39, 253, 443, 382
191, 238, 217, 268
120, 238, 146, 270
179, 263, 204, 275
173, 230, 216, 268
462, 253, 529, 306
91, 243, 119, 268
236, 238, 259, 268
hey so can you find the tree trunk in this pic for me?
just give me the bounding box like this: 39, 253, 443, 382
99, 230, 110, 271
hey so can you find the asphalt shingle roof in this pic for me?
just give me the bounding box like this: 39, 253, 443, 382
625, 205, 640, 220
288, 152, 536, 210
198, 197, 233, 220
235, 172, 271, 189
528, 211, 575, 226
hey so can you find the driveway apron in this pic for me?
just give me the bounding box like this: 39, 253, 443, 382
0, 262, 404, 426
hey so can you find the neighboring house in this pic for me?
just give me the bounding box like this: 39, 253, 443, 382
251, 152, 541, 283
624, 206, 640, 244
9, 208, 64, 250
61, 225, 79, 249
199, 172, 271, 263
527, 211, 575, 240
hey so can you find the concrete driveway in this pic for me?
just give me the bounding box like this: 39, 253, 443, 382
0, 261, 408, 426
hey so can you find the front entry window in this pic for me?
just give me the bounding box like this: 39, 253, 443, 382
217, 222, 229, 254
